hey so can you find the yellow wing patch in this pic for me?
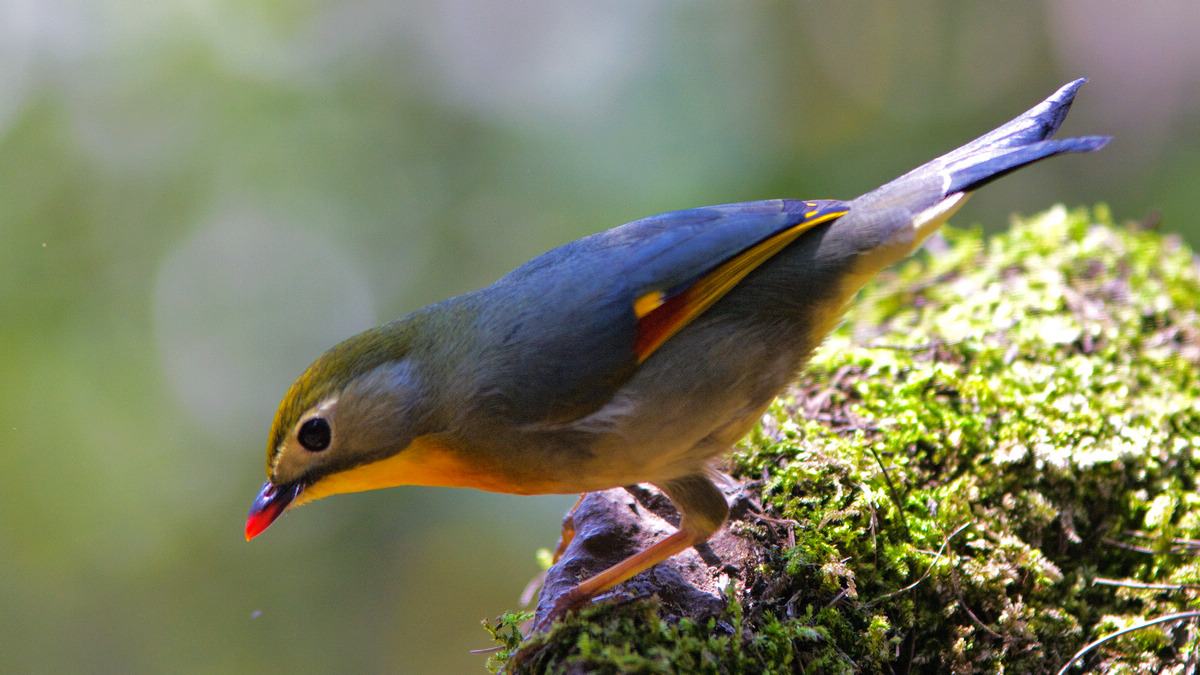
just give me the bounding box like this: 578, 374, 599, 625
633, 205, 847, 362
633, 290, 666, 318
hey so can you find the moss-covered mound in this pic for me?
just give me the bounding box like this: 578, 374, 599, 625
489, 205, 1200, 674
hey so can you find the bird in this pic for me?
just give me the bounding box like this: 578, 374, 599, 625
245, 79, 1108, 618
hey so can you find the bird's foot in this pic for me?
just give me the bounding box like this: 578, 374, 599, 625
530, 586, 592, 632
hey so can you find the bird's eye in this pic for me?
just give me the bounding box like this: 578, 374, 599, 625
297, 417, 332, 452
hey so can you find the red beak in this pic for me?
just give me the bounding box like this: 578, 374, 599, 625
245, 481, 302, 540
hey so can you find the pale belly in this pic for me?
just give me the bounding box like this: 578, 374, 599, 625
504, 382, 774, 495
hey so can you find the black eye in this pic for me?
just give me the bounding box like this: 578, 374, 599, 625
297, 417, 332, 452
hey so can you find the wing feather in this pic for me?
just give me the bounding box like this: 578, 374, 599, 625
632, 205, 845, 361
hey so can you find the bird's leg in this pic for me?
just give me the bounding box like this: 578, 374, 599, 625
521, 493, 588, 606
552, 493, 587, 564
547, 473, 729, 620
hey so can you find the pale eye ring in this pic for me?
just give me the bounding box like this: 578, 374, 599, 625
297, 417, 332, 452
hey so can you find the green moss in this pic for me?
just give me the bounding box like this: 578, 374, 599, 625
484, 611, 534, 671
495, 205, 1200, 673
501, 593, 850, 674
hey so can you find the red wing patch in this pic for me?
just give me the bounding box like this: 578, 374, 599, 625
632, 205, 847, 362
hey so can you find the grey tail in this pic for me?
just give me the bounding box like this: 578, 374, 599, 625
917, 79, 1110, 195
835, 80, 1108, 276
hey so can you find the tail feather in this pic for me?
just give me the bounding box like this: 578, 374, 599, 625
932, 78, 1112, 196
942, 78, 1090, 160
946, 134, 1111, 194
834, 79, 1109, 278
853, 79, 1111, 211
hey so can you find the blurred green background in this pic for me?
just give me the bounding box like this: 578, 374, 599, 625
3, 1, 1198, 673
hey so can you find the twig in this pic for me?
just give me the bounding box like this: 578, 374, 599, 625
1054, 611, 1200, 675
869, 445, 910, 539
946, 562, 1003, 640
1092, 577, 1200, 592
751, 512, 801, 527
865, 339, 959, 352
865, 522, 970, 608
1101, 537, 1161, 555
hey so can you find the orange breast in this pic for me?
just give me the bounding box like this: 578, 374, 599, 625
296, 434, 564, 506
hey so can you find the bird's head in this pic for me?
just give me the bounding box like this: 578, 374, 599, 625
245, 321, 436, 539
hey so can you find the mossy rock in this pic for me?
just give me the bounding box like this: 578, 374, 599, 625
487, 205, 1200, 674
